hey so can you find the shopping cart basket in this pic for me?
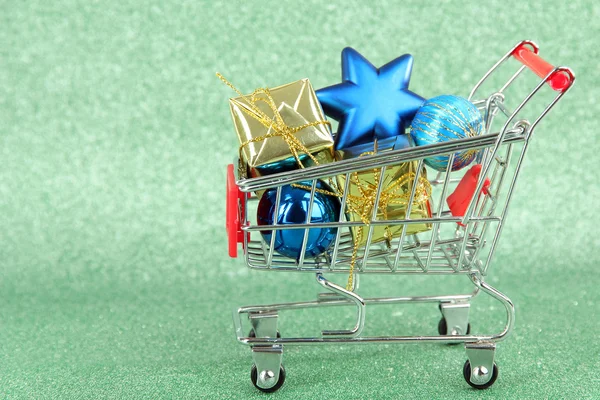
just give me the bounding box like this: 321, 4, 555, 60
225, 40, 574, 392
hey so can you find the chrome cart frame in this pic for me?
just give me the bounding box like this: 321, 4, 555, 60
227, 40, 574, 392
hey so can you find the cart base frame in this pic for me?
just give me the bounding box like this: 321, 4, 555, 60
233, 272, 514, 391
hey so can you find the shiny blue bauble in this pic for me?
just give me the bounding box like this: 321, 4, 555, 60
257, 180, 341, 260
410, 95, 484, 171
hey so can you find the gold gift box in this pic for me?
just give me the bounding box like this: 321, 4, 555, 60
228, 79, 334, 178
335, 140, 433, 247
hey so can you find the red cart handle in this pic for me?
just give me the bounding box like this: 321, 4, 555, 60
226, 164, 247, 258
512, 42, 572, 92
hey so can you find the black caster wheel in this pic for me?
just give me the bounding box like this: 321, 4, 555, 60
463, 360, 498, 390
438, 317, 471, 337
251, 364, 286, 393
248, 329, 281, 338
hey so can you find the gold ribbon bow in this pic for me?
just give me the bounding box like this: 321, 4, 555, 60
217, 73, 331, 175
342, 142, 431, 290
292, 141, 431, 291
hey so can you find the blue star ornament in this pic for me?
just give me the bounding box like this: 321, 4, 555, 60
317, 47, 426, 150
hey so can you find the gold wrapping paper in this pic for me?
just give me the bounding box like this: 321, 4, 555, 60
247, 147, 334, 179
228, 78, 334, 178
335, 143, 433, 248
251, 148, 335, 198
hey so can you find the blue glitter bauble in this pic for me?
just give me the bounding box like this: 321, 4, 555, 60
410, 95, 484, 171
257, 180, 341, 260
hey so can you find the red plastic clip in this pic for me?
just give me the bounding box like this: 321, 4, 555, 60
226, 164, 247, 258
446, 164, 491, 225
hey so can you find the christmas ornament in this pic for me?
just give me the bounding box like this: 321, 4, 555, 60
410, 95, 484, 171
257, 180, 341, 260
317, 47, 425, 150
224, 76, 334, 179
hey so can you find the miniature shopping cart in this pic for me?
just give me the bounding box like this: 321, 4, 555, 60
225, 40, 574, 392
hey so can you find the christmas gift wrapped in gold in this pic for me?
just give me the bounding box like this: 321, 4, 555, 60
335, 138, 433, 248
222, 76, 334, 179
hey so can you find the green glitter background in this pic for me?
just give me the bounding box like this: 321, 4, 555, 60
1, 1, 598, 398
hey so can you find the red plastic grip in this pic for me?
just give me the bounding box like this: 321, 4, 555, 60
446, 164, 491, 226
512, 44, 570, 92
226, 164, 247, 258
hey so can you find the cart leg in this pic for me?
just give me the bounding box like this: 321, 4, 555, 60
248, 312, 285, 392
249, 311, 279, 338
316, 273, 366, 338
317, 274, 360, 301
439, 302, 470, 336
464, 342, 498, 389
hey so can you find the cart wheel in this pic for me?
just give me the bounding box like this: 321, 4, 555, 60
248, 329, 281, 338
251, 364, 286, 393
463, 360, 498, 390
438, 317, 471, 338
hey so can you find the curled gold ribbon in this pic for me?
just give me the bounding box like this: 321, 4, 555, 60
344, 165, 431, 290
217, 73, 331, 174
294, 141, 431, 291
